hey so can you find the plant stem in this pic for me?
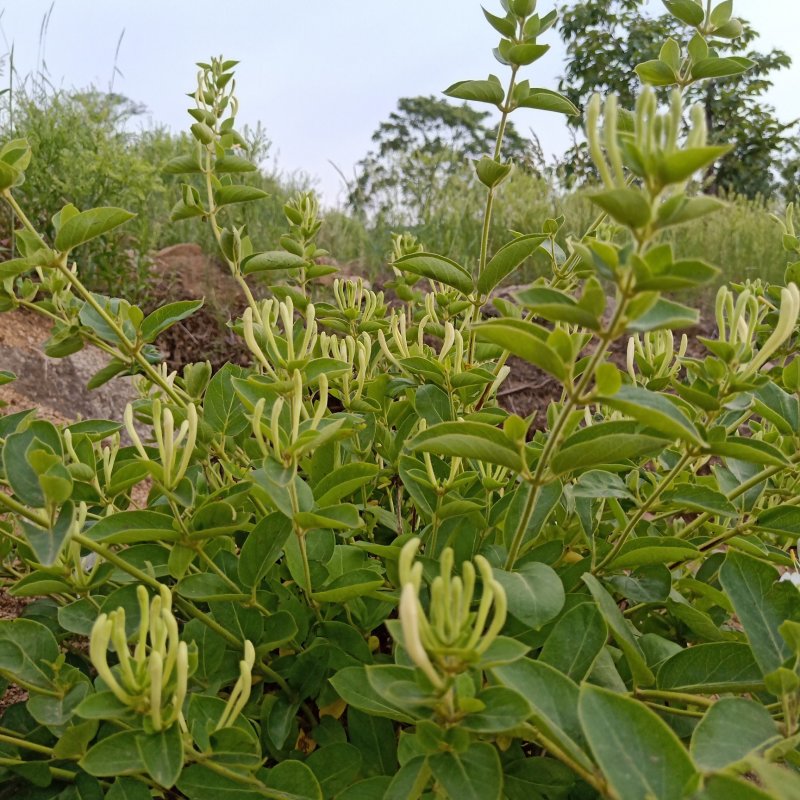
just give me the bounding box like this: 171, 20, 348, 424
595, 452, 693, 572
0, 491, 49, 527
504, 293, 630, 569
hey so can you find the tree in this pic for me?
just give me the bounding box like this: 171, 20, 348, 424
348, 95, 533, 225
557, 0, 797, 198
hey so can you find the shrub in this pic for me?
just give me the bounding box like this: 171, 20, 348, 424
1, 2, 800, 799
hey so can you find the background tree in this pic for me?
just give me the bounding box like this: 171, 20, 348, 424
348, 95, 534, 226
557, 0, 796, 198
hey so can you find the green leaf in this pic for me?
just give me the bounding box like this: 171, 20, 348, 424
492, 562, 565, 629
141, 299, 203, 342
635, 59, 678, 86
698, 775, 775, 800
477, 234, 547, 295
329, 666, 416, 724
0, 618, 59, 689
54, 207, 135, 252
663, 0, 705, 26
429, 743, 502, 800
482, 7, 515, 36
539, 602, 608, 681
204, 363, 249, 437
657, 642, 764, 693
658, 146, 730, 184
3, 420, 63, 506
394, 252, 473, 294
176, 573, 248, 601
662, 485, 736, 517
706, 437, 789, 467
443, 78, 504, 105
264, 761, 323, 800
517, 88, 579, 115
87, 510, 179, 544
690, 698, 779, 771
491, 659, 593, 772
757, 504, 800, 536
214, 185, 269, 206
719, 551, 800, 674
80, 730, 145, 777
600, 385, 703, 445
692, 56, 755, 79
178, 765, 265, 799
607, 537, 699, 569
312, 569, 384, 603
242, 251, 307, 273
635, 259, 720, 291
579, 684, 697, 800
507, 43, 549, 66
626, 297, 699, 332
337, 778, 393, 800
410, 421, 523, 471
552, 421, 670, 475
461, 686, 532, 733
347, 707, 398, 777
582, 574, 655, 687
384, 756, 431, 800
0, 370, 17, 386
214, 154, 257, 173
306, 743, 362, 797
474, 318, 566, 380
238, 512, 291, 587
589, 189, 651, 228
19, 501, 74, 566
137, 725, 183, 788
314, 463, 380, 506
162, 155, 203, 174
516, 286, 601, 329
105, 778, 153, 800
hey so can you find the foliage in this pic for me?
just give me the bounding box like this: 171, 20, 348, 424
1, 2, 800, 799
558, 0, 798, 198
349, 95, 535, 226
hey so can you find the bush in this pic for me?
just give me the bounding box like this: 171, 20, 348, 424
1, 3, 800, 799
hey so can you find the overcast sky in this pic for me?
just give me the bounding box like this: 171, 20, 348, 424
0, 0, 797, 204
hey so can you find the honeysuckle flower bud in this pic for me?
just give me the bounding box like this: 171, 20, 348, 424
400, 583, 445, 690
488, 364, 511, 399
745, 283, 800, 375
89, 584, 189, 731
439, 322, 456, 364
124, 403, 148, 461
90, 614, 136, 705
395, 540, 508, 687
243, 306, 273, 374
149, 651, 164, 730
216, 640, 256, 730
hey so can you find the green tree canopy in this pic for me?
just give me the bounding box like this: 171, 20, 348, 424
558, 0, 796, 198
348, 95, 533, 225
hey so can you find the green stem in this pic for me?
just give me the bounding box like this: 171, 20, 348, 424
635, 688, 714, 707
674, 456, 799, 540
504, 293, 631, 569
0, 491, 49, 527
595, 451, 693, 572
520, 723, 607, 794
0, 756, 77, 782
473, 205, 610, 412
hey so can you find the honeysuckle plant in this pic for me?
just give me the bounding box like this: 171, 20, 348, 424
1, 1, 800, 798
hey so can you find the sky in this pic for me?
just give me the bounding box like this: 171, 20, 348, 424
0, 0, 797, 205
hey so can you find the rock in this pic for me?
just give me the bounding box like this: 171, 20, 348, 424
0, 309, 137, 424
